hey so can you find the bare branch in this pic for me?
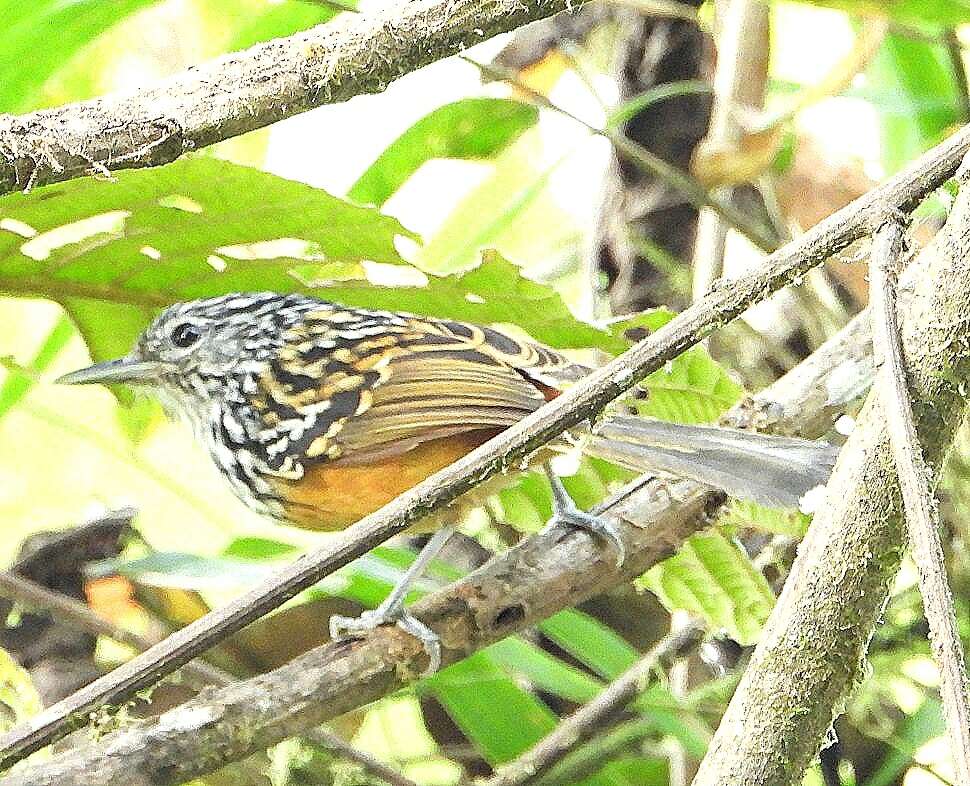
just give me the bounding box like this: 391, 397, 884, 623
2, 117, 967, 770
691, 164, 970, 785
0, 0, 588, 197
869, 216, 970, 786
691, 0, 770, 297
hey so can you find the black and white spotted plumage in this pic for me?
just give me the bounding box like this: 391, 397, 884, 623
133, 292, 586, 519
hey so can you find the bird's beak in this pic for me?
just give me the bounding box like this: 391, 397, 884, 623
56, 356, 165, 386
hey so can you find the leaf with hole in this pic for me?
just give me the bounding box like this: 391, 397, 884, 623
0, 157, 620, 362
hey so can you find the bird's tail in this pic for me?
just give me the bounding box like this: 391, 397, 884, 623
586, 415, 838, 508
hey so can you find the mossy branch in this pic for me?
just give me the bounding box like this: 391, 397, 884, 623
692, 161, 970, 785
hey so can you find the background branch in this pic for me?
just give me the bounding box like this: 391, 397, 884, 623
0, 572, 420, 786
691, 162, 970, 784
690, 0, 770, 298
0, 0, 587, 196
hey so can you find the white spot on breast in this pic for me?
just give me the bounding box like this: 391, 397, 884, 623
222, 411, 246, 442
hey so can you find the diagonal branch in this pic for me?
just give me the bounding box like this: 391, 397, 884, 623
2, 271, 880, 786
0, 571, 420, 786
868, 216, 970, 786
3, 479, 723, 786
691, 162, 970, 785
484, 623, 705, 786
0, 0, 587, 197
1, 114, 968, 771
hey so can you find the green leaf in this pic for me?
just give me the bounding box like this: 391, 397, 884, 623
785, 0, 970, 28
0, 647, 41, 733
0, 313, 73, 421
221, 536, 301, 561
538, 609, 639, 679
630, 685, 712, 758
0, 0, 158, 111
0, 159, 621, 360
227, 2, 342, 52
864, 698, 945, 786
493, 457, 633, 534
424, 651, 558, 764
92, 546, 433, 605
866, 32, 961, 174
614, 309, 744, 424
574, 757, 669, 786
638, 531, 775, 645
348, 98, 539, 208
718, 498, 812, 537
486, 638, 604, 704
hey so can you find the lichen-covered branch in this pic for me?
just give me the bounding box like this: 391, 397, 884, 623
691, 163, 970, 785
0, 0, 587, 196
869, 217, 970, 786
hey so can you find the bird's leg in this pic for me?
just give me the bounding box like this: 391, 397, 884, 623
330, 524, 455, 675
544, 465, 625, 568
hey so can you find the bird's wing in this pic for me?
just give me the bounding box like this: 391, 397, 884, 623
334, 322, 559, 461
255, 309, 579, 465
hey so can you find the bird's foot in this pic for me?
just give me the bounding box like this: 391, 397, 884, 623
545, 467, 626, 568
330, 600, 442, 675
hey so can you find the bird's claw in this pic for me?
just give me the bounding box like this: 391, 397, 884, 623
545, 467, 626, 568
330, 604, 442, 676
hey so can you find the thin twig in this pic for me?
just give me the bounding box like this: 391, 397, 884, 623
868, 216, 970, 786
2, 108, 968, 771
483, 624, 705, 786
0, 571, 421, 786
465, 56, 778, 252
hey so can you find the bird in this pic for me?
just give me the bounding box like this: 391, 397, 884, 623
58, 292, 838, 671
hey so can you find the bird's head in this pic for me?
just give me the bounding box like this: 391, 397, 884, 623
57, 293, 311, 409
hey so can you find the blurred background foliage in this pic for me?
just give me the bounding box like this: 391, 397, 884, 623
1, 1, 969, 785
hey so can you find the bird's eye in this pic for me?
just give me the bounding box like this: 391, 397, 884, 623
170, 323, 202, 349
